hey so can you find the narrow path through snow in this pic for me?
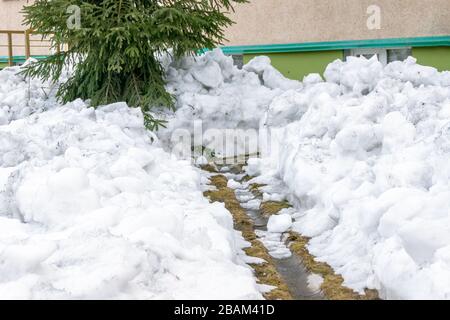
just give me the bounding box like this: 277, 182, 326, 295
204, 162, 323, 300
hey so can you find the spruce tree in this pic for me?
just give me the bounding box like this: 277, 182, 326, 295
21, 0, 247, 130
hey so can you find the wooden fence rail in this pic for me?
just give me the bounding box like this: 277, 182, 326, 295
0, 29, 54, 66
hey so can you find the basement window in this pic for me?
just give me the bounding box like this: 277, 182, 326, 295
347, 48, 388, 65
231, 54, 244, 69
387, 48, 412, 63
345, 48, 412, 66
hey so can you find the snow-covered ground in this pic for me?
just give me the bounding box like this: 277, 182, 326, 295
0, 66, 262, 299
2, 48, 450, 300
161, 50, 450, 299
158, 50, 301, 158
246, 56, 450, 299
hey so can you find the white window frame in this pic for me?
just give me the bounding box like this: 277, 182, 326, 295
349, 48, 388, 66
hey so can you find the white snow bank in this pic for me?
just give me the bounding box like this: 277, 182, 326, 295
0, 66, 261, 299
267, 214, 292, 234
158, 49, 302, 157
256, 230, 291, 259
249, 55, 450, 299
307, 274, 324, 292
0, 65, 59, 125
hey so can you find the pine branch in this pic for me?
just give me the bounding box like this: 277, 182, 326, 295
22, 0, 248, 130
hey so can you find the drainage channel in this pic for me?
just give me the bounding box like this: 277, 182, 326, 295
210, 163, 324, 300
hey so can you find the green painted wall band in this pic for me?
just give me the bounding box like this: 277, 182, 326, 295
243, 51, 343, 80
412, 47, 450, 72
0, 55, 48, 63
220, 35, 450, 54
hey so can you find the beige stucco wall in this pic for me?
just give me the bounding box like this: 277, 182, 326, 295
0, 0, 50, 57
225, 0, 450, 46
0, 0, 31, 30
2, 0, 450, 57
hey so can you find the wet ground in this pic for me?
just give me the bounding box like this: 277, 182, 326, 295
217, 164, 323, 300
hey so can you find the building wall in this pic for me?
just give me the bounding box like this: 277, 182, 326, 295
225, 0, 450, 46
227, 1, 450, 78
243, 46, 450, 80
2, 0, 450, 74
5, 0, 449, 47
243, 51, 343, 80
0, 0, 50, 57
0, 0, 31, 30
412, 47, 450, 71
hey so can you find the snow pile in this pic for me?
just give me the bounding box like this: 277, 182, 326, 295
259, 213, 292, 259
3, 47, 450, 300
267, 214, 292, 234
256, 230, 291, 259
0, 66, 58, 125
249, 56, 450, 299
307, 274, 324, 292
159, 49, 301, 157
0, 66, 261, 299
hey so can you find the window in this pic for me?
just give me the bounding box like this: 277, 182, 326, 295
387, 48, 412, 63
231, 54, 244, 69
347, 48, 388, 65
